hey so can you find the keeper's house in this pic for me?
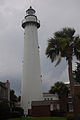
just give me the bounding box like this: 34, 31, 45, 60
28, 83, 80, 117
0, 80, 10, 102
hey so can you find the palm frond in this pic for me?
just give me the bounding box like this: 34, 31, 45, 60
54, 27, 75, 39
55, 52, 61, 67
46, 38, 60, 63
74, 38, 80, 60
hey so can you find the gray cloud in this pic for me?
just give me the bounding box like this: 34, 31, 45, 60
0, 0, 80, 95
0, 0, 5, 6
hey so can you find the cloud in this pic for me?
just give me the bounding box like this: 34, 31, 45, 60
42, 58, 68, 92
42, 64, 69, 92
0, 0, 5, 6
0, 0, 80, 95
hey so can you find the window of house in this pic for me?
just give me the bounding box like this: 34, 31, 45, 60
44, 98, 46, 101
57, 104, 60, 110
47, 98, 49, 100
68, 93, 72, 98
68, 102, 73, 112
50, 104, 53, 111
51, 98, 53, 100
53, 103, 56, 110
49, 98, 51, 100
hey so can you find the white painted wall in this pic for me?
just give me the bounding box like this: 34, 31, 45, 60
43, 93, 59, 101
21, 15, 43, 114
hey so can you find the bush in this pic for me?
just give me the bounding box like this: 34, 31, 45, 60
51, 109, 65, 117
10, 111, 22, 118
0, 101, 10, 119
11, 107, 24, 117
67, 114, 74, 120
0, 101, 24, 119
79, 114, 80, 118
12, 107, 24, 116
67, 114, 80, 120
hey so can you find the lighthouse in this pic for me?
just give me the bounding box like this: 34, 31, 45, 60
21, 6, 43, 115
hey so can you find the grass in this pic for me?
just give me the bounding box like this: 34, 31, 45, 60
9, 117, 67, 120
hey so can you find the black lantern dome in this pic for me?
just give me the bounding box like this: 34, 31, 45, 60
22, 6, 40, 29
26, 6, 35, 15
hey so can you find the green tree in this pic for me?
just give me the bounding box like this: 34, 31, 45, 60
46, 27, 80, 120
49, 81, 69, 99
10, 89, 18, 109
18, 96, 21, 102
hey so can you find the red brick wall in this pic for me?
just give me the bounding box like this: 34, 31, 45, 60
32, 105, 50, 117
31, 86, 80, 117
67, 85, 80, 114
59, 100, 67, 113
74, 86, 80, 113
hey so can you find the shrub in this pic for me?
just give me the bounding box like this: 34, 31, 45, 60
51, 109, 65, 117
10, 111, 22, 118
11, 107, 24, 117
67, 114, 74, 120
67, 114, 80, 120
79, 114, 80, 118
0, 101, 10, 119
13, 107, 24, 115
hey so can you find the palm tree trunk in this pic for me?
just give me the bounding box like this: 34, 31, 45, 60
68, 56, 78, 120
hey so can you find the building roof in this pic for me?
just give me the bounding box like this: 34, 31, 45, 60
32, 100, 61, 106
43, 93, 58, 97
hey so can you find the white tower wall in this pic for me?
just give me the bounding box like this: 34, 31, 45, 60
21, 7, 43, 114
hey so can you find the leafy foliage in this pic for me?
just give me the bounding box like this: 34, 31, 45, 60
18, 96, 21, 102
49, 81, 69, 99
46, 27, 80, 65
10, 90, 17, 102
0, 101, 10, 119
67, 114, 80, 120
67, 114, 74, 120
46, 27, 80, 120
12, 107, 24, 116
10, 89, 18, 109
51, 109, 65, 117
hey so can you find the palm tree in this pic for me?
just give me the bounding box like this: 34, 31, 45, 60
49, 81, 69, 99
46, 28, 80, 120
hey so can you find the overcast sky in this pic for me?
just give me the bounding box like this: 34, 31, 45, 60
0, 0, 80, 95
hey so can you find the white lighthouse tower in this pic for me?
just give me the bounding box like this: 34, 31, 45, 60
21, 6, 43, 115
